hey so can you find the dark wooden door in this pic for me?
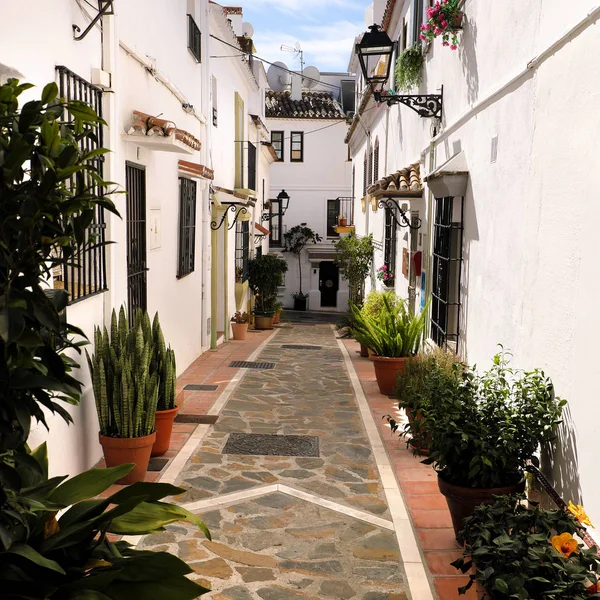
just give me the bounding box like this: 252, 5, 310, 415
319, 261, 339, 307
125, 163, 148, 321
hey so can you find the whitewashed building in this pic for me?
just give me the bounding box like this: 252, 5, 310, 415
1, 0, 214, 476
266, 73, 355, 312
348, 0, 600, 528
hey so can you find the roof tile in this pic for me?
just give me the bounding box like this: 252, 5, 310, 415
265, 90, 346, 119
368, 163, 422, 196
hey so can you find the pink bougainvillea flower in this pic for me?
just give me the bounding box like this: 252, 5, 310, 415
420, 34, 426, 40
441, 20, 448, 27
450, 44, 457, 50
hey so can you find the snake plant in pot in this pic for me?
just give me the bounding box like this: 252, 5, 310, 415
351, 295, 429, 395
87, 307, 176, 482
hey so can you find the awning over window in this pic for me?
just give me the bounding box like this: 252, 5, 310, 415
124, 110, 201, 154
178, 160, 214, 180
424, 151, 469, 197
368, 163, 423, 198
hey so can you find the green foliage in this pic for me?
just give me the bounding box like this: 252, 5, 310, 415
394, 44, 424, 92
421, 350, 566, 488
0, 80, 209, 598
87, 308, 177, 436
350, 295, 429, 358
453, 495, 600, 599
334, 233, 374, 305
361, 289, 398, 319
248, 254, 288, 312
283, 225, 322, 295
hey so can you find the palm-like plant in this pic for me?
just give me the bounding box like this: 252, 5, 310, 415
351, 294, 429, 357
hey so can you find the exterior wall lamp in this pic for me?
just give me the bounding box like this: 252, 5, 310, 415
356, 25, 443, 119
262, 189, 290, 221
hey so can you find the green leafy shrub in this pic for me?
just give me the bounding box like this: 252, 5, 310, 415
394, 44, 424, 92
421, 350, 565, 488
453, 494, 600, 599
334, 233, 374, 305
361, 289, 398, 319
350, 295, 428, 358
248, 254, 288, 312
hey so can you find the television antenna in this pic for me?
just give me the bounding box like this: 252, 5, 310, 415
280, 42, 304, 71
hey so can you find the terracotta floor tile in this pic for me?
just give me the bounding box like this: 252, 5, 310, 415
405, 493, 449, 512
424, 550, 464, 575
410, 509, 454, 529
417, 528, 462, 551
401, 480, 441, 495
434, 576, 480, 600
395, 468, 437, 482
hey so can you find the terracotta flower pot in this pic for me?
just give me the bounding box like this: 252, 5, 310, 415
254, 314, 274, 330
99, 431, 156, 485
231, 322, 249, 340
438, 474, 526, 539
273, 312, 281, 324
359, 343, 369, 357
152, 406, 180, 457
338, 216, 347, 227
370, 355, 411, 396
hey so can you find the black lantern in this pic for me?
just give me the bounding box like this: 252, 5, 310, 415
355, 25, 444, 119
262, 189, 291, 222
276, 189, 290, 214
355, 25, 395, 87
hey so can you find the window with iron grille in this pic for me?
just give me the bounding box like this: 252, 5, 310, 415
177, 178, 197, 278
412, 0, 424, 44
384, 208, 397, 277
187, 14, 201, 62
363, 152, 367, 196
290, 131, 303, 162
327, 199, 341, 237
368, 149, 374, 185
235, 220, 250, 282
430, 196, 464, 353
271, 131, 283, 161
247, 141, 257, 191
54, 66, 107, 304
373, 139, 380, 183
269, 199, 282, 246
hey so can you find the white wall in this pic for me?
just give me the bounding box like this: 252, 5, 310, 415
350, 0, 600, 528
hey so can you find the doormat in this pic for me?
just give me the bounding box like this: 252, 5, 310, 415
175, 414, 219, 424
281, 345, 322, 350
184, 384, 219, 391
229, 361, 275, 369
147, 457, 169, 472
222, 433, 319, 457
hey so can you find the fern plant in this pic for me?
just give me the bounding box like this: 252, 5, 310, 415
395, 44, 424, 92
351, 294, 429, 358
87, 307, 176, 437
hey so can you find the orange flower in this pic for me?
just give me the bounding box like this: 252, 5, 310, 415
551, 532, 579, 557
568, 501, 594, 528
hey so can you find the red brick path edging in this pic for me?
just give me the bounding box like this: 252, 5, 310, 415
343, 338, 478, 600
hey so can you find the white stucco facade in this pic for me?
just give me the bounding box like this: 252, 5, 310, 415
266, 73, 355, 312
349, 0, 600, 529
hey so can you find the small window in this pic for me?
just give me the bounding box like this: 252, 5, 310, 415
373, 138, 379, 184
177, 178, 197, 278
362, 152, 367, 196
269, 198, 282, 246
402, 18, 408, 51
211, 76, 218, 126
235, 220, 250, 282
188, 14, 201, 63
290, 131, 304, 162
327, 199, 341, 237
368, 148, 374, 185
384, 208, 397, 279
271, 131, 284, 161
412, 0, 424, 45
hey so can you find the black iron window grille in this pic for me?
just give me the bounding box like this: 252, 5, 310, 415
269, 199, 282, 246
235, 220, 250, 282
247, 141, 257, 191
430, 196, 464, 353
363, 152, 367, 196
271, 131, 283, 161
368, 147, 374, 185
177, 177, 197, 278
55, 66, 107, 304
373, 139, 380, 183
187, 14, 202, 63
327, 199, 340, 237
384, 207, 397, 276
290, 131, 303, 162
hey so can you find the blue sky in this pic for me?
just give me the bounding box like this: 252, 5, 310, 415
241, 0, 369, 73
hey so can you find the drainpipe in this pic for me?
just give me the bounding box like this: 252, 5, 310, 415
210, 205, 218, 349
423, 139, 435, 337
223, 211, 229, 342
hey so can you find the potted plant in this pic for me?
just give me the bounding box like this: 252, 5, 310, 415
356, 289, 397, 356
376, 265, 395, 288
283, 225, 322, 310
338, 215, 348, 227
334, 233, 374, 306
420, 0, 463, 50
452, 494, 600, 598
231, 311, 251, 339
87, 307, 161, 484
248, 254, 288, 329
395, 44, 424, 92
272, 301, 284, 324
420, 350, 566, 538
350, 295, 428, 395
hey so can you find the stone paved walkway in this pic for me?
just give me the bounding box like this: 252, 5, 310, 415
140, 324, 413, 599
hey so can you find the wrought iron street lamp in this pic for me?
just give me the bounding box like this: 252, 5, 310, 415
262, 189, 291, 221
356, 24, 443, 119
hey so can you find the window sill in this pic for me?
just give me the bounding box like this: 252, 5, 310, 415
176, 270, 195, 280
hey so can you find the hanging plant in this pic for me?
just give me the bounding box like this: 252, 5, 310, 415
420, 0, 464, 50
394, 44, 424, 92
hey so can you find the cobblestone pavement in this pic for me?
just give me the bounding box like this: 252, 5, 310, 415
141, 324, 411, 599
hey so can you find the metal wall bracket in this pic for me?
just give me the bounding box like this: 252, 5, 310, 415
378, 198, 422, 230
254, 234, 267, 244
374, 85, 443, 119
73, 0, 114, 41
211, 204, 248, 231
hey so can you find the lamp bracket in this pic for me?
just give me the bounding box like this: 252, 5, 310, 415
73, 0, 114, 41
378, 197, 422, 230
254, 234, 267, 244
373, 85, 443, 119
211, 203, 248, 230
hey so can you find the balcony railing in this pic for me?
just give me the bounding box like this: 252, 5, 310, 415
327, 197, 354, 236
